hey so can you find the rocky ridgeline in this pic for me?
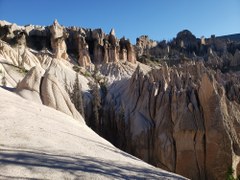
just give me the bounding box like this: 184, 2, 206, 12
0, 20, 136, 70
136, 30, 240, 71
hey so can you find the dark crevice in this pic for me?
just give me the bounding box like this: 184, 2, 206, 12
193, 131, 201, 179
39, 77, 44, 103
131, 75, 144, 113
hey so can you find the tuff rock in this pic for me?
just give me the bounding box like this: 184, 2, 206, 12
102, 62, 240, 179
50, 20, 68, 60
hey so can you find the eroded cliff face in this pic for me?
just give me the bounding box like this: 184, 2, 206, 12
1, 20, 240, 180
102, 62, 240, 179
50, 20, 69, 60
0, 20, 137, 70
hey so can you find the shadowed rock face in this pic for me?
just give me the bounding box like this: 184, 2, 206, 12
101, 62, 240, 179
78, 36, 91, 68
136, 35, 157, 57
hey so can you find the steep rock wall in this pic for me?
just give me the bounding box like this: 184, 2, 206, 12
103, 62, 240, 179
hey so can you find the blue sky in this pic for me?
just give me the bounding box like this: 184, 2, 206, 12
0, 0, 239, 43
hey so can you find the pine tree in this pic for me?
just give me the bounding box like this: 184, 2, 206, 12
70, 73, 85, 118
89, 81, 101, 131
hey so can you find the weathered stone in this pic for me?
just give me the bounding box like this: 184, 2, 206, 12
119, 37, 136, 63
136, 35, 157, 57
230, 49, 240, 66
50, 20, 68, 60
41, 73, 84, 123
78, 36, 91, 68
16, 66, 45, 104
103, 62, 240, 179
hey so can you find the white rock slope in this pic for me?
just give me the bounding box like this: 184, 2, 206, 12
0, 88, 186, 180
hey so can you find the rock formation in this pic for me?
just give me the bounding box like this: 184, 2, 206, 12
136, 35, 157, 57
0, 20, 139, 67
0, 87, 187, 180
230, 49, 240, 66
16, 66, 45, 104
1, 20, 240, 180
78, 36, 91, 68
119, 37, 136, 63
50, 20, 68, 60
102, 62, 240, 179
176, 30, 198, 52
41, 73, 84, 123
16, 66, 85, 123
108, 28, 119, 63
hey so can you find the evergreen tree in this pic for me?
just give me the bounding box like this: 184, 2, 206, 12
89, 81, 101, 131
70, 73, 85, 118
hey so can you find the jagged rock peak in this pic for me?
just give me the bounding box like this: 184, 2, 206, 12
110, 28, 115, 36
136, 35, 157, 57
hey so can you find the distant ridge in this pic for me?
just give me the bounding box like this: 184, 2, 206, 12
216, 33, 240, 42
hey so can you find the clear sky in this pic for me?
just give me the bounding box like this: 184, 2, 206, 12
0, 0, 239, 43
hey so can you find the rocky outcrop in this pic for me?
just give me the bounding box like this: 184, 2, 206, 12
206, 48, 223, 68
176, 30, 198, 50
108, 28, 119, 63
41, 73, 84, 123
78, 36, 91, 68
0, 22, 23, 43
0, 40, 19, 66
230, 49, 240, 66
16, 66, 44, 104
119, 37, 136, 63
102, 62, 240, 179
0, 34, 42, 69
15, 66, 85, 123
136, 35, 157, 57
50, 20, 68, 60
99, 60, 149, 84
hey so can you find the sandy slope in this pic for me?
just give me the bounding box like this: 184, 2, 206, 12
0, 88, 186, 179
